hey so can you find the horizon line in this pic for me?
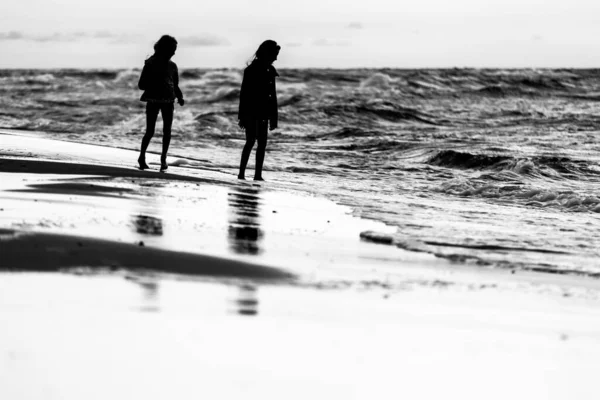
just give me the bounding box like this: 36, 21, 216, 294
1, 66, 600, 71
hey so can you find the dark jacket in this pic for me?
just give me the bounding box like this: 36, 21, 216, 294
138, 55, 183, 103
238, 61, 278, 128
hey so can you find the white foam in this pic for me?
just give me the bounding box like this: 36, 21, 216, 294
359, 73, 395, 90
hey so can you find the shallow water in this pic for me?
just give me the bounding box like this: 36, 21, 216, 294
1, 68, 599, 274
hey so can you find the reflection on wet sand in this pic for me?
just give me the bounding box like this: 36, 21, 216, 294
234, 284, 259, 316
227, 186, 264, 255
133, 214, 164, 236
132, 186, 165, 238
126, 275, 160, 312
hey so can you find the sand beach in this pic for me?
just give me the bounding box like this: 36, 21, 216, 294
1, 129, 600, 399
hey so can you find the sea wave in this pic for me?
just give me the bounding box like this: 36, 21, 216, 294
2, 68, 600, 274
435, 179, 600, 212
428, 150, 600, 180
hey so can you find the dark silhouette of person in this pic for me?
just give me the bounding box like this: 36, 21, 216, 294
237, 40, 281, 181
137, 35, 185, 172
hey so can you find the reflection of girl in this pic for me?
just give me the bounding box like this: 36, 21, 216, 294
137, 35, 185, 172
237, 40, 281, 181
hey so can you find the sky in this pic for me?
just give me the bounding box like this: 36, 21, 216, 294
1, 0, 600, 69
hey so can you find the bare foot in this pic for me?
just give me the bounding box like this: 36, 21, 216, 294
138, 158, 149, 170
253, 177, 264, 181
238, 175, 246, 180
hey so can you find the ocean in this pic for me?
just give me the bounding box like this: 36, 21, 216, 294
1, 68, 599, 274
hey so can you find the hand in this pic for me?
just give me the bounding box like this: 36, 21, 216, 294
177, 98, 185, 106
238, 120, 246, 130
269, 121, 278, 131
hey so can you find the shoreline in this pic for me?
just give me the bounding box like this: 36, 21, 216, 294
2, 129, 600, 287
2, 129, 600, 285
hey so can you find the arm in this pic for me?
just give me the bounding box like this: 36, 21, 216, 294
238, 68, 251, 128
138, 64, 149, 90
269, 83, 278, 130
173, 64, 184, 105
269, 71, 278, 130
269, 106, 278, 130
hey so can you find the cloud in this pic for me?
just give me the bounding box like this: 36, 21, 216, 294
347, 22, 363, 29
0, 30, 141, 43
91, 30, 114, 39
31, 33, 77, 42
107, 33, 144, 44
312, 38, 351, 47
0, 31, 225, 46
0, 31, 25, 40
178, 34, 230, 47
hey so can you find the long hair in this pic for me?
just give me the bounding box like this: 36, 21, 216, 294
248, 40, 280, 65
153, 35, 178, 57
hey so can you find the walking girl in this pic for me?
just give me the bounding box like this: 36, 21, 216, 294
237, 40, 281, 180
137, 34, 185, 171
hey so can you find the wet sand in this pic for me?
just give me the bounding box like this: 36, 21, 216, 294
1, 129, 600, 399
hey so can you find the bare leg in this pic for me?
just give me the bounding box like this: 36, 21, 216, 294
238, 121, 257, 179
160, 103, 174, 171
254, 121, 268, 181
139, 103, 159, 169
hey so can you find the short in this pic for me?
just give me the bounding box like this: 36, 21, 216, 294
146, 102, 174, 119
245, 119, 268, 142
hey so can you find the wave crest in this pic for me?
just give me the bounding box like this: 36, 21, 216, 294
359, 73, 395, 90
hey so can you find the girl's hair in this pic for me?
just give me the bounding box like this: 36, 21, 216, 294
249, 40, 280, 64
154, 35, 178, 56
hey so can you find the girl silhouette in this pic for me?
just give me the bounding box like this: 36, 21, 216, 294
137, 35, 184, 171
237, 40, 281, 181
